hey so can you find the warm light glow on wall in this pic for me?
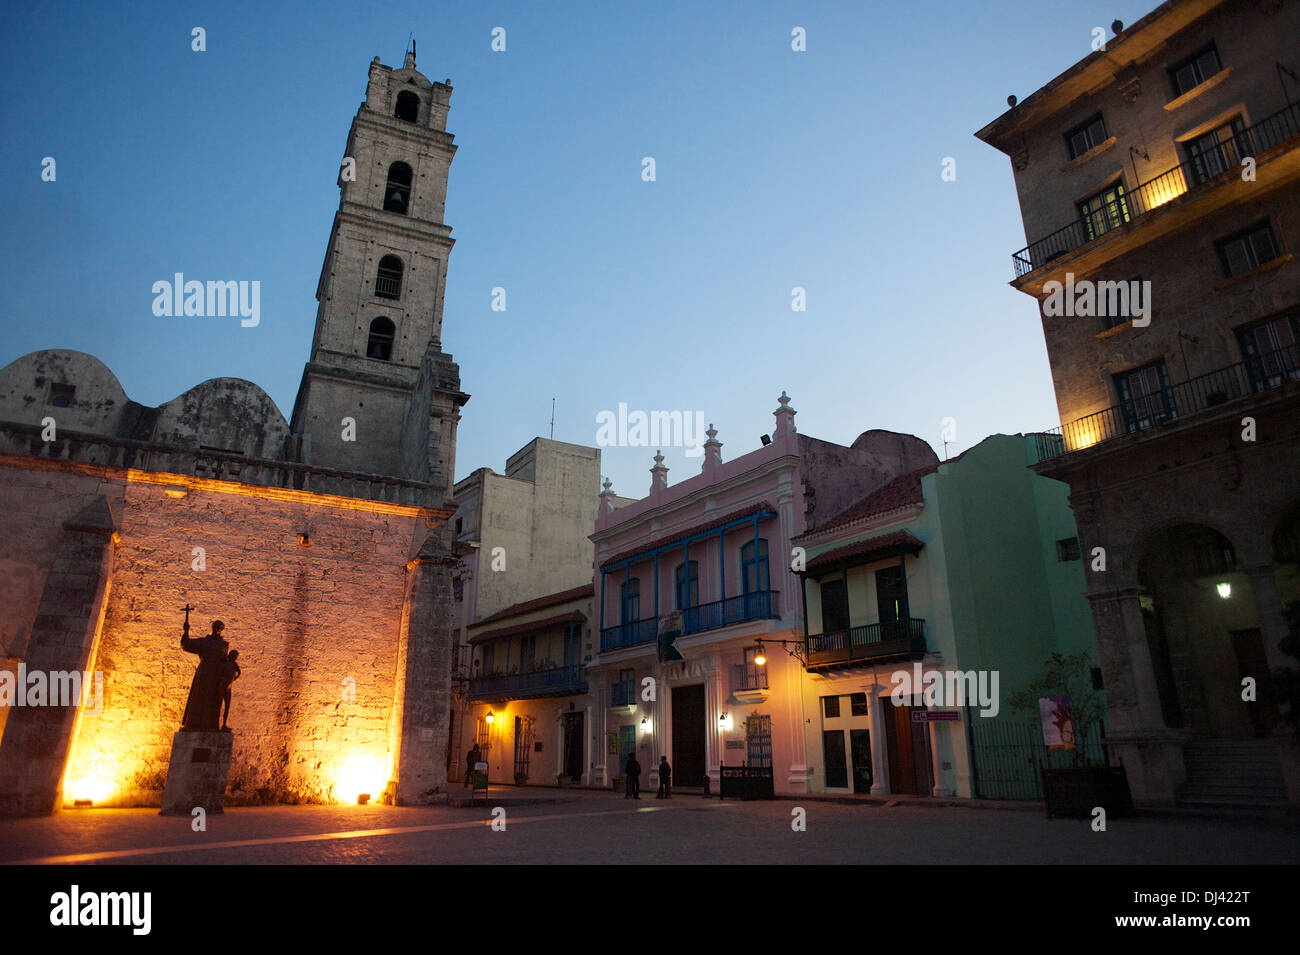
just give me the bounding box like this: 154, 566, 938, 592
1069, 428, 1100, 452
333, 752, 387, 804
1143, 168, 1188, 210
65, 772, 113, 805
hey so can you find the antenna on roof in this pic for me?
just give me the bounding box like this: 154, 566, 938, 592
550, 396, 556, 439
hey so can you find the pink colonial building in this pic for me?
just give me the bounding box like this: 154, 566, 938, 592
586, 393, 937, 794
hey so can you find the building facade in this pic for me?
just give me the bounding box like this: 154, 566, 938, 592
586, 395, 939, 794
794, 434, 1099, 799
0, 51, 467, 814
976, 0, 1300, 806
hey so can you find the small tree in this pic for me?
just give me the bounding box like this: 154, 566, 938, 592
1006, 651, 1107, 767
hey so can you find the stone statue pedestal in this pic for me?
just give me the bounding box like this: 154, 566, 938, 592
159, 730, 232, 815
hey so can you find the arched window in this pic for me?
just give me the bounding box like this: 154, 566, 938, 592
740, 538, 769, 594
366, 316, 396, 361
675, 560, 698, 610
384, 162, 412, 214
375, 255, 403, 299
394, 90, 419, 123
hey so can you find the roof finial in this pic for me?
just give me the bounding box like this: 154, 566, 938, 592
404, 35, 417, 70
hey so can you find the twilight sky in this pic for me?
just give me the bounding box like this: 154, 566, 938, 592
0, 0, 1156, 495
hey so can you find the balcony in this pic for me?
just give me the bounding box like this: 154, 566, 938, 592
599, 590, 781, 652
730, 663, 769, 693
1033, 343, 1300, 463
805, 619, 926, 671
1011, 101, 1300, 279
467, 664, 587, 703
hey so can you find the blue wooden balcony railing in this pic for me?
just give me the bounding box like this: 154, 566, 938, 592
468, 664, 587, 702
600, 590, 781, 652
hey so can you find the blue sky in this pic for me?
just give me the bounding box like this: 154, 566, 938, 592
0, 0, 1157, 494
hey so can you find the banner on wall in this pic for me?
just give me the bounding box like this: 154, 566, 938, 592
1037, 696, 1076, 750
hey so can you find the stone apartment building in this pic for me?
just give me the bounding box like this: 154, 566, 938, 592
976, 0, 1300, 806
0, 51, 467, 813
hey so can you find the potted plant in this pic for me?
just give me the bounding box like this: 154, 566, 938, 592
1007, 651, 1133, 819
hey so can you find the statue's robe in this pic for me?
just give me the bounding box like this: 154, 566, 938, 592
180, 633, 229, 730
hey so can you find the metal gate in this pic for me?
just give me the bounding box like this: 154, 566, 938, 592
967, 711, 1106, 801
513, 715, 535, 780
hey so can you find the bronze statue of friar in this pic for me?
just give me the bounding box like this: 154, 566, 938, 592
178, 605, 233, 732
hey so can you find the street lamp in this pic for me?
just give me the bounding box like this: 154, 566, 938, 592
751, 637, 808, 667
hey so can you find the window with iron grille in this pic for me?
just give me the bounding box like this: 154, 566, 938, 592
612, 667, 634, 706
1114, 361, 1175, 432
1056, 537, 1081, 561
1169, 43, 1222, 97
1100, 276, 1141, 331
375, 255, 403, 299
1077, 182, 1131, 241
736, 647, 768, 691
1217, 222, 1279, 278
1186, 117, 1248, 185
850, 692, 869, 717
1236, 311, 1300, 391
1065, 114, 1108, 160
746, 714, 772, 768
823, 695, 840, 719
475, 716, 492, 754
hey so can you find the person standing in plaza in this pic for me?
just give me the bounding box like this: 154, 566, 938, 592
656, 755, 672, 799
624, 750, 641, 799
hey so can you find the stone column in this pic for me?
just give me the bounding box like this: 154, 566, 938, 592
1244, 564, 1300, 804
1088, 587, 1184, 805
0, 497, 118, 816
869, 688, 890, 796
390, 530, 456, 805
784, 655, 810, 792
704, 659, 723, 787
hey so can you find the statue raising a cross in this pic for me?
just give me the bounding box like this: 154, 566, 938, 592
178, 605, 232, 732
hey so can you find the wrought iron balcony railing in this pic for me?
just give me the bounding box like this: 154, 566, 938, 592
599, 590, 781, 652
730, 663, 769, 693
1033, 343, 1300, 463
1012, 101, 1300, 278
468, 664, 587, 702
805, 618, 926, 669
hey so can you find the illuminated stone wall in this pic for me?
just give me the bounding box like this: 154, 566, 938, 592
0, 457, 451, 810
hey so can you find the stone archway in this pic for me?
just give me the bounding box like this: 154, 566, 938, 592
1136, 523, 1269, 739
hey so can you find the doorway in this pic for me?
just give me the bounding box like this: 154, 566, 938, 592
672, 684, 707, 786
562, 712, 584, 782
882, 698, 932, 795
850, 729, 873, 793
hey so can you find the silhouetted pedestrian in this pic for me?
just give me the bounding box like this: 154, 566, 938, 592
656, 755, 672, 798
624, 751, 641, 799
465, 743, 482, 787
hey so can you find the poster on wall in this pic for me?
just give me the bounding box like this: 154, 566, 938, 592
607, 731, 618, 755
1037, 696, 1076, 750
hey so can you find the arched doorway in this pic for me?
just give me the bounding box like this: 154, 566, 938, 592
1137, 523, 1269, 738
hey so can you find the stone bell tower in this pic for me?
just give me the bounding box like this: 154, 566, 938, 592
290, 47, 468, 491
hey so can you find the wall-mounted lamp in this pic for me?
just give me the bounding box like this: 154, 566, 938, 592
484, 711, 495, 725
640, 717, 652, 734
1216, 582, 1232, 599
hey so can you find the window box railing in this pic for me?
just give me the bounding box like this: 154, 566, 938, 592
805, 618, 926, 669
468, 664, 587, 702
1012, 101, 1300, 278
1033, 343, 1299, 463
730, 663, 769, 693
374, 274, 402, 299
599, 590, 781, 652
